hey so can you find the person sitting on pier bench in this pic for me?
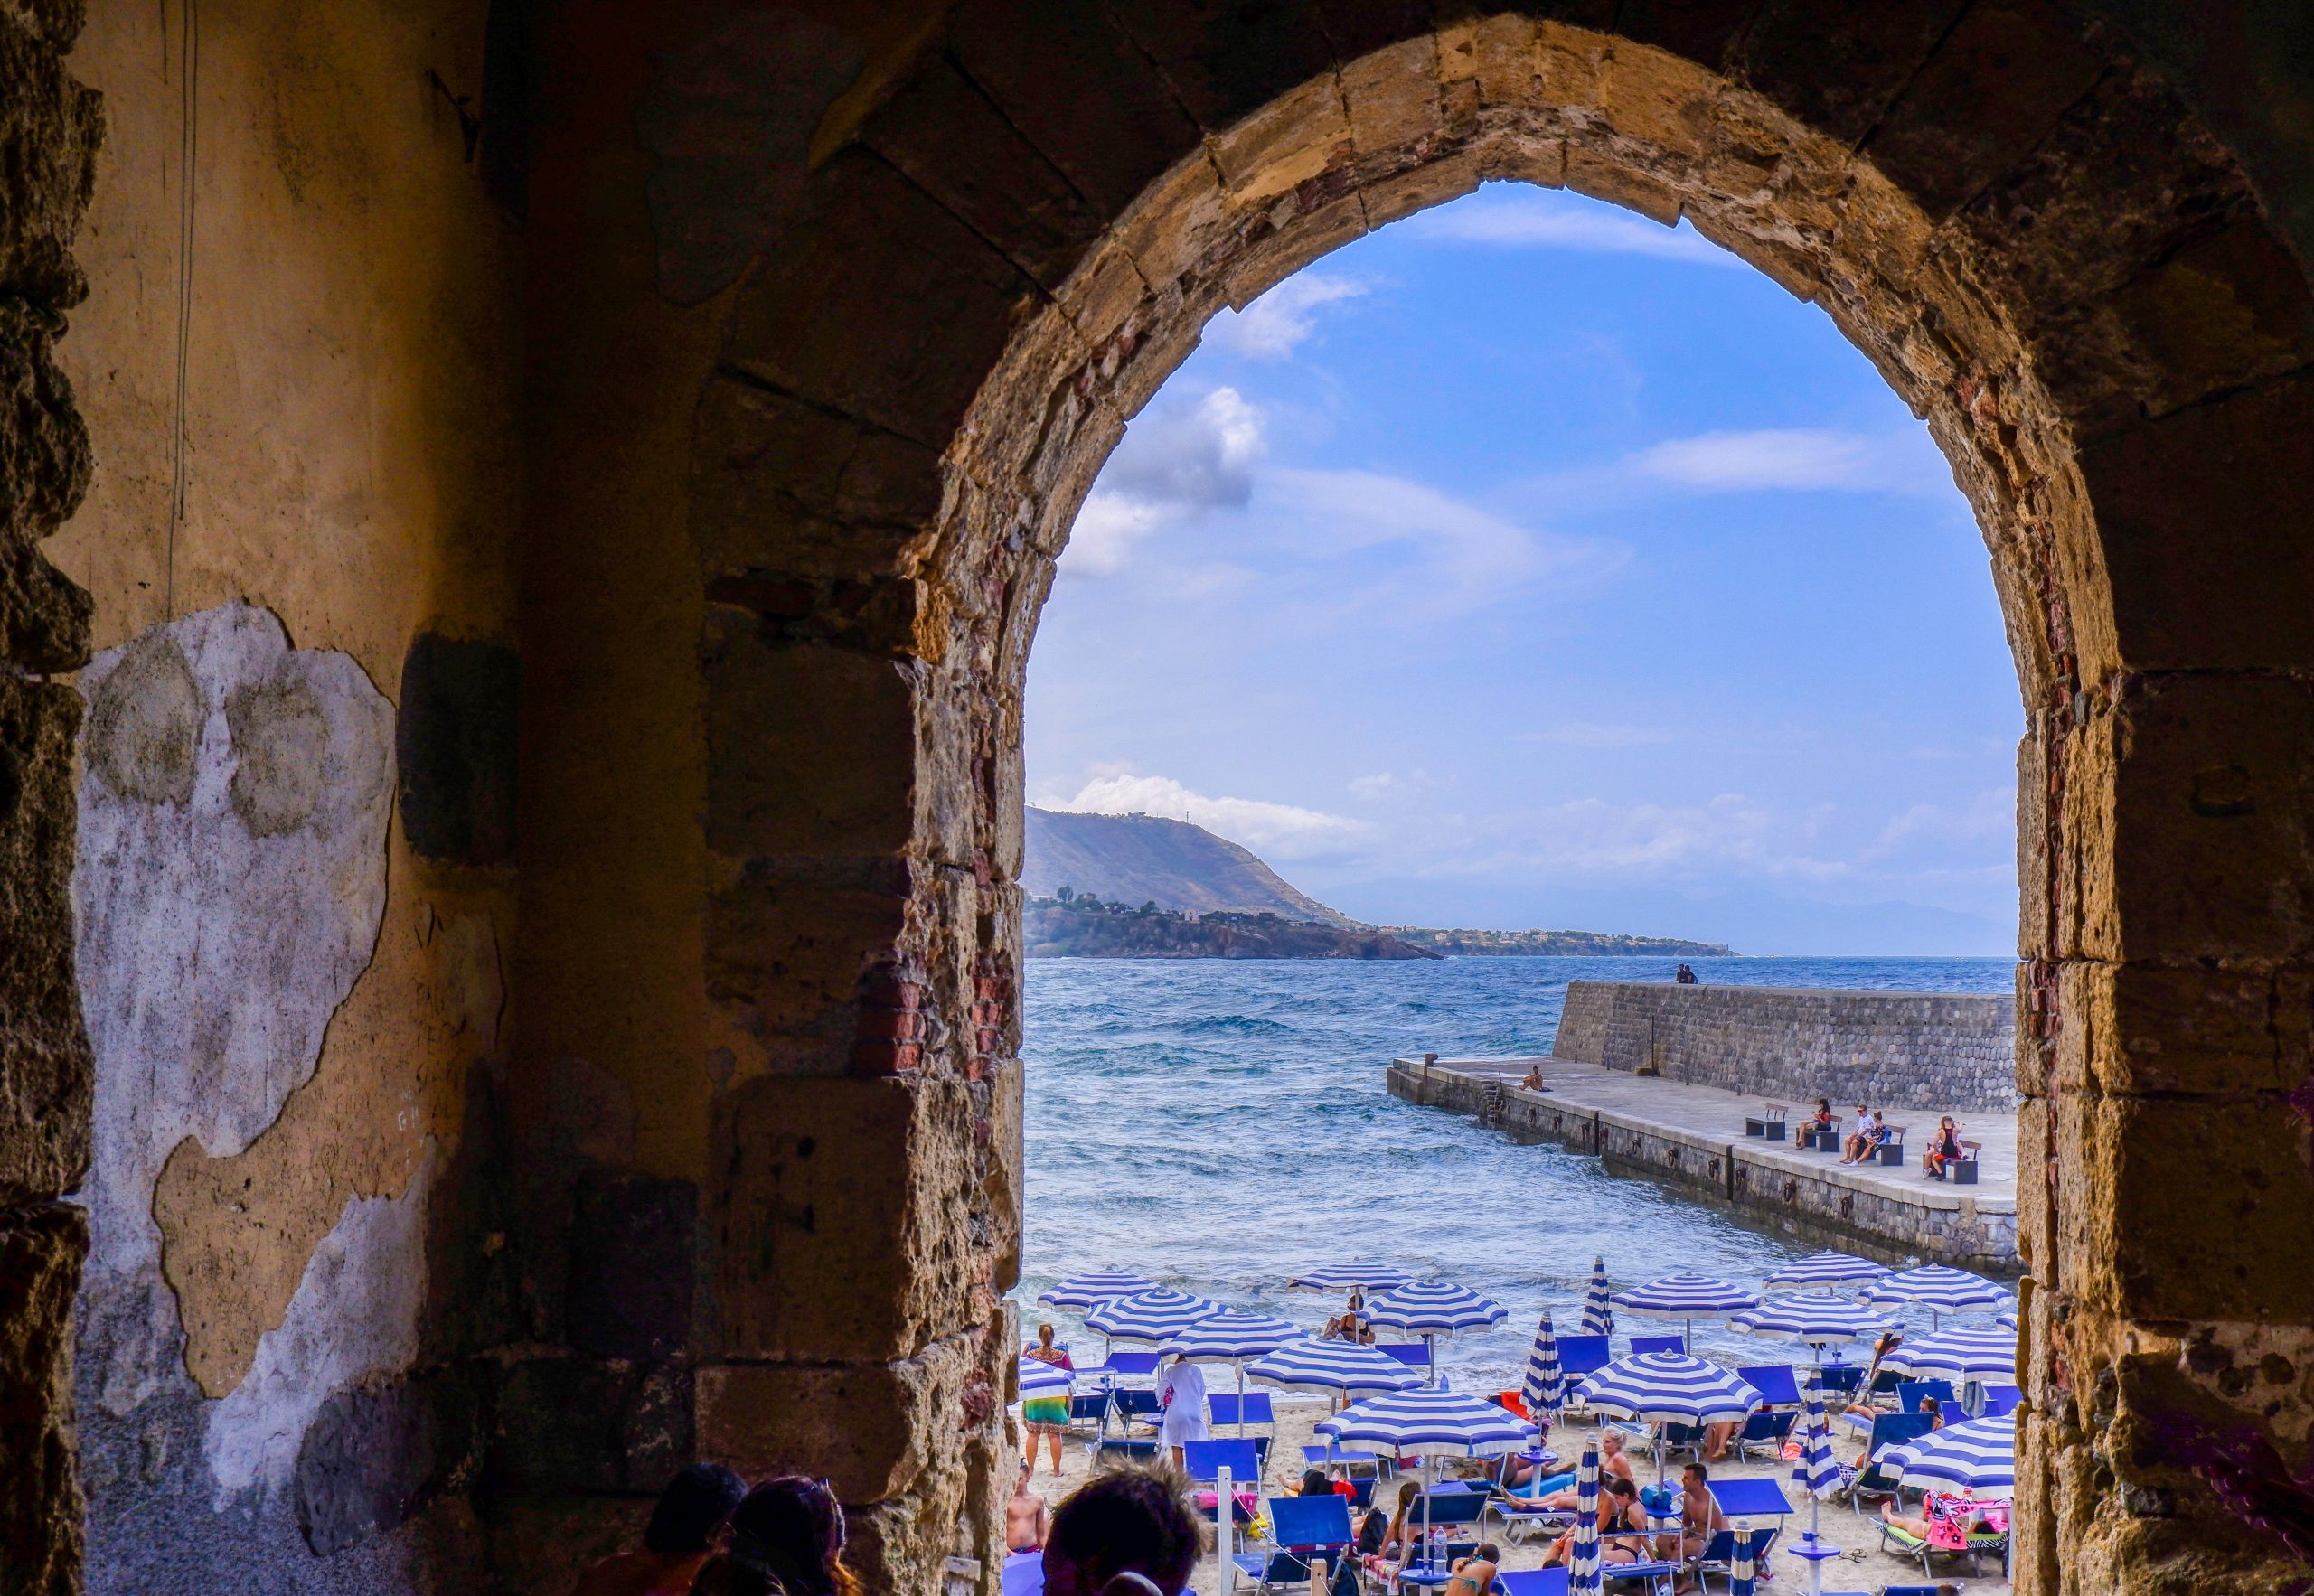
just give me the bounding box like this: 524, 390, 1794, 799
1839, 1104, 1882, 1165
1923, 1117, 1965, 1179
1803, 1098, 1836, 1147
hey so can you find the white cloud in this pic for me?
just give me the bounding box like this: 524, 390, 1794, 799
1349, 773, 1396, 798
1401, 190, 1738, 266
1044, 771, 1365, 859
1632, 427, 1952, 495
1062, 388, 1266, 579
1210, 273, 1369, 360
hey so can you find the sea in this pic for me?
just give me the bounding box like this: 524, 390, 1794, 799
1017, 954, 2014, 1389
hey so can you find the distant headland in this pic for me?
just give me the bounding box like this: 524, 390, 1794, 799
1023, 807, 1734, 960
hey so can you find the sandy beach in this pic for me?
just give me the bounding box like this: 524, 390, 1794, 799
1014, 1393, 2014, 1593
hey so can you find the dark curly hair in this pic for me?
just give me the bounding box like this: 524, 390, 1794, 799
691, 1477, 860, 1596
1046, 1468, 1200, 1596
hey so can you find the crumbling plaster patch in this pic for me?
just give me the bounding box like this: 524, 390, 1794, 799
75, 602, 397, 1422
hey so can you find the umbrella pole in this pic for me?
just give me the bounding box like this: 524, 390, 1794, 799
1427, 1332, 1438, 1388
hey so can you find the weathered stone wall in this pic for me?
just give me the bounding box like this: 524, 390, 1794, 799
1553, 981, 2018, 1111
44, 0, 525, 1589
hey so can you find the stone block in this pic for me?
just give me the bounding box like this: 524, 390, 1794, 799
1208, 73, 1352, 204
293, 1366, 482, 1556
695, 1333, 975, 1502
702, 623, 921, 859
1564, 148, 1681, 226
0, 675, 89, 1206
2065, 672, 2314, 962
1735, 0, 1969, 148
0, 1201, 82, 1591
2055, 1091, 2314, 1322
690, 375, 943, 585
948, 0, 1204, 218
711, 1075, 983, 1363
2055, 960, 2309, 1098
1859, 0, 2103, 222
860, 50, 1106, 294
720, 148, 1030, 449
2074, 369, 2314, 673
1103, 0, 1336, 131
1599, 39, 1717, 160
565, 1171, 698, 1361
1338, 35, 1442, 158
397, 632, 520, 867
704, 856, 915, 1075
489, 1356, 689, 1496
1435, 15, 1537, 108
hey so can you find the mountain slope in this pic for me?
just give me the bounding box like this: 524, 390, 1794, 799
1021, 807, 1351, 925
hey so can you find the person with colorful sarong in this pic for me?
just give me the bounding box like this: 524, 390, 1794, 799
1022, 1321, 1076, 1476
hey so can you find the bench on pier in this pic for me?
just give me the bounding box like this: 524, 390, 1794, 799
1745, 1103, 1788, 1141
1875, 1123, 1908, 1166
1940, 1139, 1982, 1185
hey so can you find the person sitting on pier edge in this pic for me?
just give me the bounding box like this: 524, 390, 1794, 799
1923, 1116, 1965, 1178
1521, 1062, 1546, 1091
1839, 1103, 1882, 1165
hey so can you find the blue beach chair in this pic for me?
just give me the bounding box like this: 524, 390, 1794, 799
1983, 1383, 2023, 1418
1629, 1335, 1685, 1357
1895, 1379, 1955, 1414
1496, 1572, 1569, 1596
1848, 1412, 1934, 1516
1736, 1365, 1801, 1407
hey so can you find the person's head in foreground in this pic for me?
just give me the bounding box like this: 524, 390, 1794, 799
647, 1462, 748, 1558
1600, 1431, 1623, 1456
1043, 1468, 1201, 1596
1038, 1322, 1058, 1350
694, 1476, 859, 1596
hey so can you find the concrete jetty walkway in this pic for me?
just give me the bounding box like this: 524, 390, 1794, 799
1389, 1054, 2018, 1271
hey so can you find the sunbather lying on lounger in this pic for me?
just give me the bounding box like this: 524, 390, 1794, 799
1538, 1479, 1646, 1568
1515, 1429, 1632, 1506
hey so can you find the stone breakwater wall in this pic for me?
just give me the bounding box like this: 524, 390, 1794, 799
1387, 1064, 2018, 1272
1551, 981, 2017, 1113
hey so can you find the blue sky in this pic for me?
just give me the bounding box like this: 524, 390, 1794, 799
1025, 184, 2021, 957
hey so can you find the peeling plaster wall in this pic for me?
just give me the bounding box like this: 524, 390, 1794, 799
47, 0, 524, 1588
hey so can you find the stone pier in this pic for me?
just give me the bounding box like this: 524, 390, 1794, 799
1389, 1055, 2018, 1272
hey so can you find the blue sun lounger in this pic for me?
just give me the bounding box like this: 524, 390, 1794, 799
1496, 1572, 1569, 1596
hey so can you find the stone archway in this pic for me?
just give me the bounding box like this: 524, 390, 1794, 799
4, 3, 2312, 1593
626, 12, 2314, 1592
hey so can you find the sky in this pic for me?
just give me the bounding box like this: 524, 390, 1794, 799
1024, 183, 2022, 957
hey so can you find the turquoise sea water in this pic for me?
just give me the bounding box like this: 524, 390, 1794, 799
1019, 955, 2014, 1388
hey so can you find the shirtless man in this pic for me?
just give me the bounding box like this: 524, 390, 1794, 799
1007, 1462, 1049, 1554
1671, 1463, 1726, 1563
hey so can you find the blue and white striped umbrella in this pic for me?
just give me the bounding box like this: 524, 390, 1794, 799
1522, 1310, 1564, 1422
1016, 1355, 1073, 1395
1568, 1441, 1603, 1594
1288, 1261, 1411, 1294
1885, 1324, 2017, 1381
1364, 1281, 1509, 1335
1729, 1291, 1898, 1348
1084, 1288, 1221, 1344
1570, 1352, 1764, 1427
1882, 1412, 2017, 1495
1247, 1338, 1422, 1396
1158, 1310, 1301, 1365
1997, 1306, 2019, 1331
1580, 1256, 1614, 1336
1763, 1250, 1891, 1291
1314, 1389, 1530, 1456
1613, 1272, 1762, 1319
1860, 1264, 2010, 1326
1038, 1270, 1155, 1309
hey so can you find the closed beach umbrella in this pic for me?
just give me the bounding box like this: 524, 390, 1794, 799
1568, 1442, 1603, 1594
1728, 1291, 1898, 1357
1085, 1288, 1220, 1345
1038, 1269, 1155, 1310
1365, 1281, 1508, 1385
1580, 1256, 1614, 1336
1762, 1250, 1890, 1291
1860, 1264, 2009, 1328
1611, 1272, 1761, 1347
1288, 1261, 1412, 1294
1161, 1310, 1301, 1434
1017, 1355, 1073, 1396
1569, 1351, 1763, 1481
1522, 1310, 1565, 1423
1883, 1412, 2017, 1496
1788, 1371, 1841, 1596
1885, 1324, 2017, 1382
1730, 1519, 1757, 1596
1319, 1389, 1529, 1566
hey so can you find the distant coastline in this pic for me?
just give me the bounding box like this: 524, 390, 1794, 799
1380, 926, 1735, 958
1024, 896, 1436, 959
